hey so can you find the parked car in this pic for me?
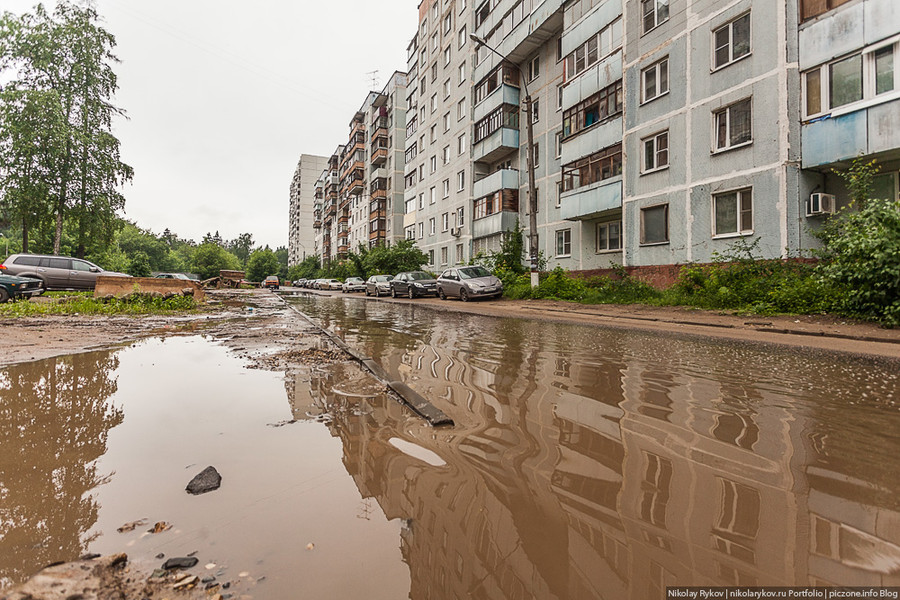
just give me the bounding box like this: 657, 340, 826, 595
263, 275, 280, 289
155, 272, 192, 280
0, 272, 43, 303
1, 253, 128, 291
390, 271, 438, 298
365, 274, 393, 297
342, 277, 366, 293
437, 266, 503, 301
293, 279, 307, 287
318, 278, 342, 291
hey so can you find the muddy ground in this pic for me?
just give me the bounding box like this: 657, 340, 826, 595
2, 288, 900, 597
2, 288, 899, 368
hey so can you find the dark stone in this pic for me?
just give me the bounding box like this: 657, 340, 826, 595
186, 466, 221, 495
201, 576, 216, 584
222, 582, 231, 589
162, 557, 198, 570
79, 553, 100, 561
155, 553, 164, 560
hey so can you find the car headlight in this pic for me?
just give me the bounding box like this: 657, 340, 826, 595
413, 282, 423, 287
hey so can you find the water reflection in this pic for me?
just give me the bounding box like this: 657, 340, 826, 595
290, 295, 900, 598
0, 351, 123, 588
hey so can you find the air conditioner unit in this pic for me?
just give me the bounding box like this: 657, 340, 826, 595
450, 227, 461, 237
806, 193, 836, 217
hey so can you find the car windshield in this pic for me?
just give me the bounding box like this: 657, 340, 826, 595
375, 275, 391, 282
459, 266, 491, 279
408, 272, 431, 280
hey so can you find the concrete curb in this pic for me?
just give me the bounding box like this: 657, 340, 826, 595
280, 296, 454, 428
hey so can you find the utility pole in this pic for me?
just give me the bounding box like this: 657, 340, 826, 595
470, 35, 540, 287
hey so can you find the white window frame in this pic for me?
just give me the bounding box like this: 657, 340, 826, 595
641, 57, 669, 104
457, 97, 466, 120
430, 155, 437, 173
458, 133, 466, 155
458, 25, 467, 49
442, 145, 450, 164
528, 54, 540, 82
442, 212, 449, 231
429, 217, 436, 235
596, 220, 622, 252
457, 170, 466, 191
532, 98, 540, 123
532, 142, 540, 169
458, 62, 466, 85
642, 130, 669, 173
802, 39, 900, 120
713, 98, 752, 153
444, 46, 452, 67
442, 178, 450, 197
713, 187, 753, 238
557, 84, 564, 110
430, 186, 436, 204
712, 12, 751, 71
443, 113, 450, 132
641, 0, 669, 35
555, 229, 572, 257
418, 222, 425, 239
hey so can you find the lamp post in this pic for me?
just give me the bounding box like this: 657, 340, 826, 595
470, 34, 540, 287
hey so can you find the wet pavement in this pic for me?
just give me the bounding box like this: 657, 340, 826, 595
3, 293, 900, 599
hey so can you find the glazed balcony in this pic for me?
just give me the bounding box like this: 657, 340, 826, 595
473, 168, 519, 198
313, 220, 322, 229
472, 127, 519, 163
560, 178, 622, 221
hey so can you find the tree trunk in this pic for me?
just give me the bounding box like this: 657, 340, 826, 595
22, 217, 29, 254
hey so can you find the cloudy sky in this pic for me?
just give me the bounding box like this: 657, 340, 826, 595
3, 0, 415, 249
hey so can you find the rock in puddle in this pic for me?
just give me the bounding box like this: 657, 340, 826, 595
163, 556, 199, 570
186, 466, 222, 495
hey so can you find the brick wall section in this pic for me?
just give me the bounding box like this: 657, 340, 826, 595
94, 276, 205, 301
568, 259, 818, 290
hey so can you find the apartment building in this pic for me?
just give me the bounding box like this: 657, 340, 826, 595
404, 0, 475, 272
798, 0, 900, 205
288, 153, 328, 266
314, 148, 343, 263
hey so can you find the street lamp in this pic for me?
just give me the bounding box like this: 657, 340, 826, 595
470, 34, 540, 287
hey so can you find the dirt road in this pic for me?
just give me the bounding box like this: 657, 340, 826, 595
2, 289, 899, 366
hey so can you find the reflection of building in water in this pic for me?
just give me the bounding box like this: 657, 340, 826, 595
299, 304, 900, 597
0, 351, 123, 588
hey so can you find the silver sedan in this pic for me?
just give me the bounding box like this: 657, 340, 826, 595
437, 266, 503, 301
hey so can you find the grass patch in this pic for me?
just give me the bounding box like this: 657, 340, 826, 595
0, 292, 198, 317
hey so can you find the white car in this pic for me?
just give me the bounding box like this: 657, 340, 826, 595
319, 278, 342, 291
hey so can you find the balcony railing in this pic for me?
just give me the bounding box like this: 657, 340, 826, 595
371, 147, 388, 165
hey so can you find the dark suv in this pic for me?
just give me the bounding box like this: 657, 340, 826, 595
1, 254, 128, 290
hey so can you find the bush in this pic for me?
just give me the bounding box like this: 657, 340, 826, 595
815, 197, 900, 325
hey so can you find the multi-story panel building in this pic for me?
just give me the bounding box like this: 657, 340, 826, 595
316, 148, 343, 264
405, 0, 475, 271
470, 0, 566, 267
798, 0, 900, 207
368, 72, 409, 249
288, 153, 328, 266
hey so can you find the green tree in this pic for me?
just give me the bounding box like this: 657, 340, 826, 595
274, 246, 289, 279
246, 248, 280, 282
292, 255, 320, 280
0, 2, 133, 255
126, 250, 150, 277
191, 242, 240, 280
226, 233, 253, 266
362, 240, 427, 275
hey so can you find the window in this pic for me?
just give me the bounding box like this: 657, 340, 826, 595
643, 131, 669, 172
442, 145, 450, 164
431, 33, 438, 51
474, 64, 519, 105
457, 97, 466, 120
458, 25, 467, 48
557, 84, 564, 110
429, 249, 435, 264
430, 124, 436, 143
458, 62, 466, 84
443, 113, 450, 132
444, 13, 452, 34
714, 99, 751, 152
474, 104, 519, 143
562, 80, 622, 138
456, 243, 464, 264
561, 144, 622, 191
442, 179, 450, 197
418, 222, 425, 238
443, 78, 450, 98
474, 189, 518, 219
442, 212, 449, 231
596, 221, 622, 252
457, 170, 466, 191
564, 17, 623, 82
641, 58, 669, 103
430, 155, 437, 173
440, 246, 448, 265
528, 54, 540, 81
713, 13, 750, 70
458, 133, 467, 154
531, 98, 540, 123
456, 206, 464, 226
804, 43, 898, 117
444, 46, 451, 66
640, 204, 668, 244
555, 132, 562, 158
419, 192, 425, 210
405, 145, 418, 164
430, 94, 437, 113
556, 36, 563, 62
406, 225, 416, 239
532, 142, 540, 169
714, 188, 753, 236
555, 229, 571, 257
429, 217, 436, 235
642, 0, 669, 34
430, 186, 436, 203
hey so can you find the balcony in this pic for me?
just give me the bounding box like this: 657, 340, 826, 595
313, 220, 322, 229
560, 177, 622, 221
472, 210, 520, 240
371, 188, 387, 201
801, 98, 900, 168
473, 127, 519, 163
371, 146, 388, 166
338, 213, 349, 224
473, 169, 519, 198
325, 202, 337, 217
473, 84, 520, 123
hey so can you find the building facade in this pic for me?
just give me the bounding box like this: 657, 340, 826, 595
288, 153, 328, 266
295, 0, 899, 274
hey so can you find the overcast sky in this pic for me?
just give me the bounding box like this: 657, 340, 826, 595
3, 0, 415, 249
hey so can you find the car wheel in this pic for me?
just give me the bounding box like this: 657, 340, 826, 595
439, 288, 446, 300
0, 288, 9, 303
365, 289, 370, 296
391, 287, 397, 298
408, 287, 415, 299
460, 288, 469, 302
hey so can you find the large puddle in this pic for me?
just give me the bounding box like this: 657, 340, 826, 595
3, 297, 900, 599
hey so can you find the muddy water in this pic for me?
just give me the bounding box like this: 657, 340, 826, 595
4, 300, 900, 600
287, 295, 900, 597
0, 337, 410, 598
